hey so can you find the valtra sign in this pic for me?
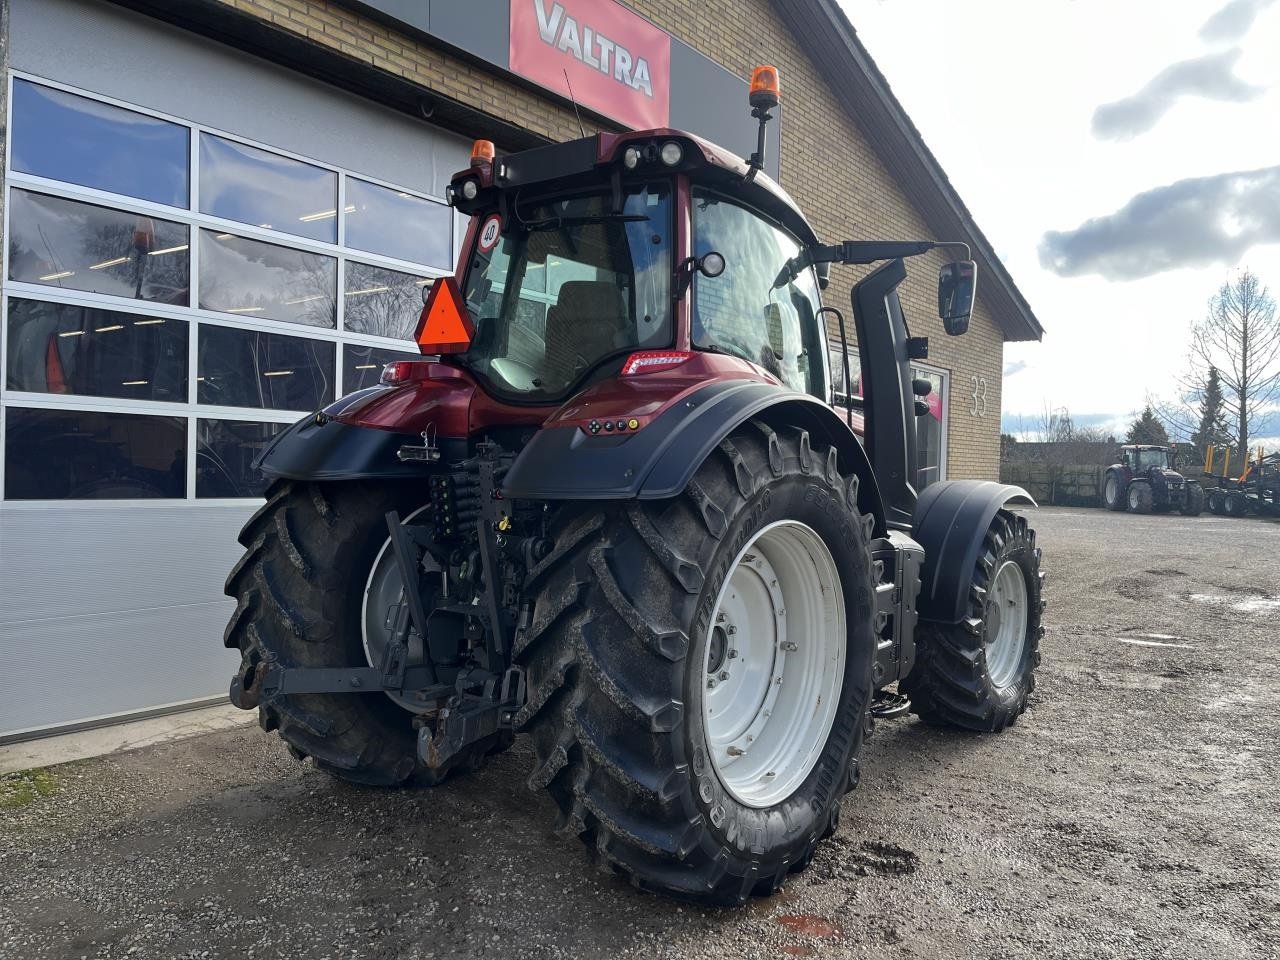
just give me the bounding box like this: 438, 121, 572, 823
510, 0, 672, 130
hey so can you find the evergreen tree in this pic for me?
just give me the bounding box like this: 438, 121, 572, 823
1189, 365, 1231, 460
1125, 406, 1170, 445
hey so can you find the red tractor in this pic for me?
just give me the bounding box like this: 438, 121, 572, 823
225, 67, 1044, 904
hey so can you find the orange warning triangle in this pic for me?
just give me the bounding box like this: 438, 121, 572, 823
416, 275, 475, 355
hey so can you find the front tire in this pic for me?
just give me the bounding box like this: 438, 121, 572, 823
902, 510, 1043, 732
1128, 482, 1153, 514
515, 421, 876, 904
224, 479, 509, 787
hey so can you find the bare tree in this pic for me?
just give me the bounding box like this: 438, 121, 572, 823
1187, 270, 1279, 461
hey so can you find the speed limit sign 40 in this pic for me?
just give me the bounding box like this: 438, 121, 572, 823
478, 215, 502, 252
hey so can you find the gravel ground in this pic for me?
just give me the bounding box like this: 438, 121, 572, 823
2, 506, 1278, 960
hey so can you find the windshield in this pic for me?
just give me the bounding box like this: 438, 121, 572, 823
460, 183, 673, 400
1134, 449, 1169, 470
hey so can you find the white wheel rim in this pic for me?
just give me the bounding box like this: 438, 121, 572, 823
985, 560, 1028, 689
702, 520, 846, 809
362, 505, 434, 713
1105, 477, 1117, 503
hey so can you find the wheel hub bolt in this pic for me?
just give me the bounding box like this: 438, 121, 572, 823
718, 671, 730, 681
707, 678, 718, 689
780, 641, 798, 652
726, 625, 737, 635
728, 649, 738, 659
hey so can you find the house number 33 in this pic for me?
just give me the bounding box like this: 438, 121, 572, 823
969, 376, 988, 417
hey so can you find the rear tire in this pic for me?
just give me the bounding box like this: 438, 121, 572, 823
1180, 484, 1204, 517
1103, 472, 1126, 511
1208, 491, 1225, 515
1223, 494, 1247, 517
901, 511, 1043, 732
515, 421, 876, 904
224, 479, 510, 787
1128, 482, 1153, 514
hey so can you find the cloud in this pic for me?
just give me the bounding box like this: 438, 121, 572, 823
1200, 0, 1276, 41
1003, 360, 1028, 377
1091, 49, 1264, 140
1039, 165, 1280, 280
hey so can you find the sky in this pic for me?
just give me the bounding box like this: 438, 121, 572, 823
839, 0, 1280, 442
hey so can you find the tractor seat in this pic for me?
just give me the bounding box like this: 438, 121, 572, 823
543, 280, 630, 381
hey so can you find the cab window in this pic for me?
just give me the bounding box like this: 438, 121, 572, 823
691, 189, 825, 397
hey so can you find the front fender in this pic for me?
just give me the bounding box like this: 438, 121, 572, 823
912, 480, 1037, 624
503, 379, 886, 533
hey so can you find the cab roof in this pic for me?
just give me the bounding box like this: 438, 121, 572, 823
450, 128, 819, 247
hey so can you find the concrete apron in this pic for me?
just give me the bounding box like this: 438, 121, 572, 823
0, 702, 253, 774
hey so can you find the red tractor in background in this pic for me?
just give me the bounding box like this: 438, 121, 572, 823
225, 67, 1044, 904
1103, 444, 1204, 516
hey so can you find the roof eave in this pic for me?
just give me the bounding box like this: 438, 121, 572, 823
774, 0, 1043, 342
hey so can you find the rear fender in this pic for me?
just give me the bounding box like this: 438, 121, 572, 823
503, 379, 886, 534
912, 480, 1037, 624
255, 413, 457, 482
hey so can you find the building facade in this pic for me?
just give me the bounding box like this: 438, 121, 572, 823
0, 0, 1041, 739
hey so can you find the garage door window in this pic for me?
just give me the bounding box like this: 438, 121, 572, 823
9, 77, 189, 208
6, 298, 188, 402
8, 190, 190, 304
346, 177, 454, 269
199, 133, 338, 243
1, 74, 457, 500
197, 325, 334, 411
199, 230, 337, 328
3, 407, 187, 500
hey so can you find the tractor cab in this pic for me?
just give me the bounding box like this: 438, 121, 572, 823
441, 125, 828, 406
436, 67, 975, 439
1123, 445, 1172, 472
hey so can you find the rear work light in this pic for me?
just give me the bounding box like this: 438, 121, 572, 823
621, 350, 694, 376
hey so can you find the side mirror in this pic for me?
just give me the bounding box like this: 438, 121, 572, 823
938, 260, 977, 336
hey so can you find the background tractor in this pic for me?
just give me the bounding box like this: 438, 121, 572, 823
224, 66, 1044, 904
1103, 444, 1204, 516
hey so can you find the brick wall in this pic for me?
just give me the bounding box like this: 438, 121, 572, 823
216, 0, 1006, 479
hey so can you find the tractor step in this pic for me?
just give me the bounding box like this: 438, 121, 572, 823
870, 691, 911, 720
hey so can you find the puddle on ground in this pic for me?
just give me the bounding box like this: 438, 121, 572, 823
1111, 636, 1194, 649
1186, 594, 1280, 614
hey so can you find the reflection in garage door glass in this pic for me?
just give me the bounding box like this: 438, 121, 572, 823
5, 297, 188, 402
198, 230, 337, 328
7, 190, 190, 305
197, 325, 334, 411
3, 407, 186, 500
343, 261, 431, 340
197, 419, 288, 498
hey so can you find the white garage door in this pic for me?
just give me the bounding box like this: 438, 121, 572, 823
0, 0, 471, 739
